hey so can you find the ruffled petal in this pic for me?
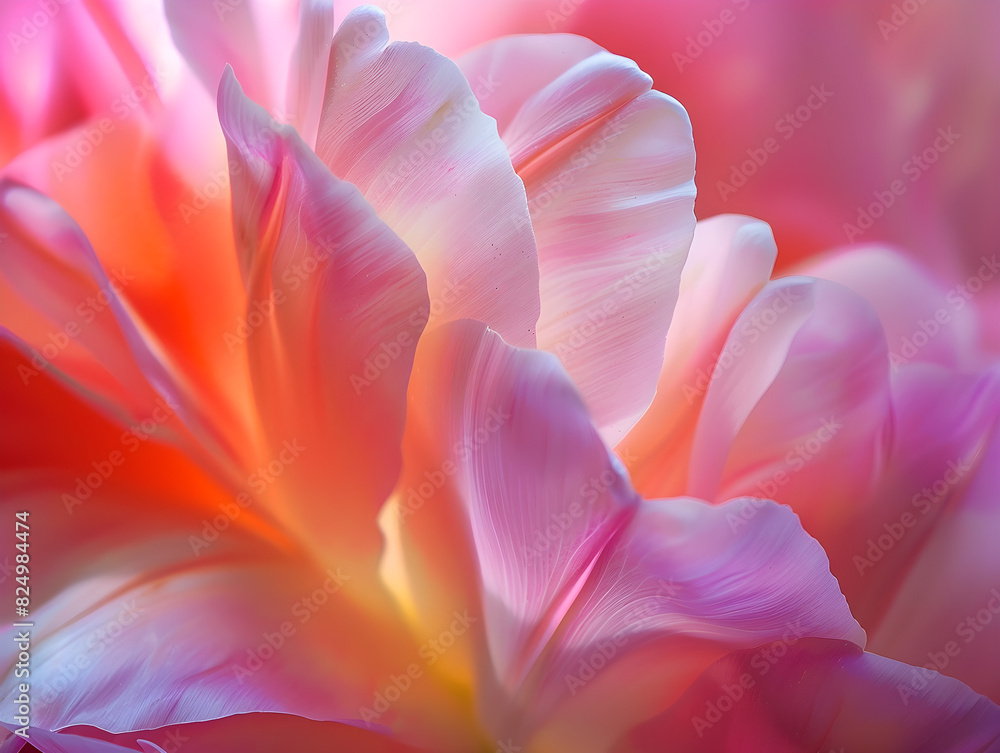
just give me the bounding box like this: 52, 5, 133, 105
524, 499, 865, 753
383, 320, 862, 750
460, 35, 696, 442
457, 35, 603, 137
314, 7, 540, 347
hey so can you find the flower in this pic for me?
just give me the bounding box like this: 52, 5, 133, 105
1, 4, 999, 753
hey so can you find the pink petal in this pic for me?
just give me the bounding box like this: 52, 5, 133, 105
686, 278, 893, 540
385, 321, 861, 748
525, 498, 865, 752
623, 215, 777, 495
219, 67, 429, 572
314, 7, 540, 347
800, 245, 981, 372
461, 36, 696, 441
862, 366, 1000, 703
284, 0, 336, 147
619, 639, 1000, 752
385, 319, 638, 697
457, 34, 603, 137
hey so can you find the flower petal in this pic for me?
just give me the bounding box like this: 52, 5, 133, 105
863, 366, 1000, 703
382, 320, 638, 698
461, 36, 696, 442
0, 183, 246, 484
164, 0, 276, 114
801, 245, 981, 372
219, 67, 428, 573
618, 639, 1000, 753
314, 7, 540, 347
383, 320, 862, 750
457, 34, 604, 138
624, 214, 777, 494
686, 277, 893, 540
285, 0, 336, 148
4, 714, 426, 753
524, 498, 865, 753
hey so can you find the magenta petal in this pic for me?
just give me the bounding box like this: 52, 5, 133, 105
619, 639, 1000, 753
525, 498, 864, 752
801, 246, 981, 372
